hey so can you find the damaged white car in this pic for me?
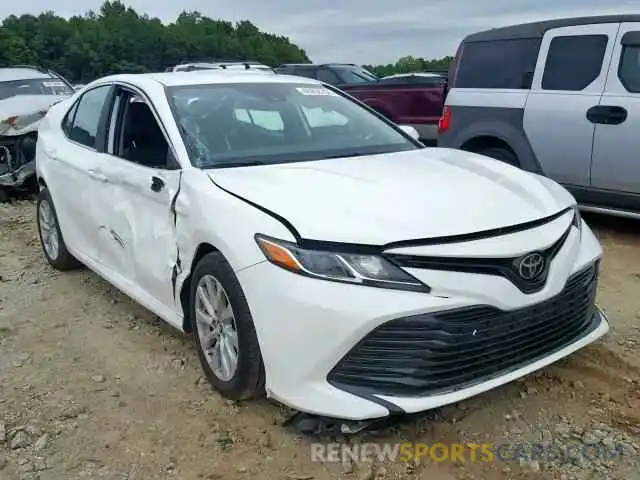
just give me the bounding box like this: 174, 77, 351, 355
0, 66, 75, 200
35, 71, 609, 432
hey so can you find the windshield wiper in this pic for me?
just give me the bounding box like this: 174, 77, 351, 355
208, 160, 269, 169
322, 152, 368, 159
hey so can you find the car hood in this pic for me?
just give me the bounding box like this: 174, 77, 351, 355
0, 94, 68, 136
209, 148, 575, 245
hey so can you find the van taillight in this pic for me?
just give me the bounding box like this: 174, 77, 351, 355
438, 106, 451, 134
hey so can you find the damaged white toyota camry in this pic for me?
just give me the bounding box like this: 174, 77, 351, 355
35, 70, 609, 428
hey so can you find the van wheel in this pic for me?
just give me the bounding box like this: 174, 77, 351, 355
477, 147, 519, 166
190, 252, 265, 400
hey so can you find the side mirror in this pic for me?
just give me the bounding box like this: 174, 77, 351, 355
398, 125, 420, 141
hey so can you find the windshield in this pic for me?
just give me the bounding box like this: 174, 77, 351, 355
0, 78, 74, 101
167, 82, 419, 169
333, 66, 378, 84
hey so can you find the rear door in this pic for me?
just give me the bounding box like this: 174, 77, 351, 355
39, 84, 114, 262
590, 23, 640, 195
523, 23, 619, 186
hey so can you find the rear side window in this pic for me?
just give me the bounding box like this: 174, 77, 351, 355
541, 35, 608, 91
291, 68, 317, 79
618, 40, 640, 93
66, 85, 110, 148
61, 101, 79, 136
455, 38, 540, 89
317, 69, 341, 84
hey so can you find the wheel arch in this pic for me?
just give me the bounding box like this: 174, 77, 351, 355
180, 242, 220, 333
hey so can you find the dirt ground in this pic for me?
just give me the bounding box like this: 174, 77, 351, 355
0, 200, 639, 480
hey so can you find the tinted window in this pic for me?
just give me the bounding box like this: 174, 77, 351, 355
68, 86, 110, 148
168, 82, 418, 168
0, 78, 74, 100
456, 38, 540, 89
331, 66, 377, 84
291, 68, 317, 79
542, 35, 608, 91
619, 43, 640, 93
317, 69, 341, 84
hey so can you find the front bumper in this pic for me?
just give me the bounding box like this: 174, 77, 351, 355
0, 134, 37, 189
236, 222, 608, 420
0, 158, 35, 188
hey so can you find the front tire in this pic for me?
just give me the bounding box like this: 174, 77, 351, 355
190, 252, 265, 400
36, 188, 82, 270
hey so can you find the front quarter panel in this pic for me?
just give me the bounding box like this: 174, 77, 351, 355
173, 168, 296, 294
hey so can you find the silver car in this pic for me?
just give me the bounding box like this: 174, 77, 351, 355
0, 66, 75, 200
439, 14, 640, 219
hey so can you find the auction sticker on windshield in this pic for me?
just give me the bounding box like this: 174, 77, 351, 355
296, 87, 339, 96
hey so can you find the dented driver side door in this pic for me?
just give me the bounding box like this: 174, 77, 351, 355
99, 87, 182, 315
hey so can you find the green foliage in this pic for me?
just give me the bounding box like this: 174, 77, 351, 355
365, 55, 453, 77
0, 1, 309, 82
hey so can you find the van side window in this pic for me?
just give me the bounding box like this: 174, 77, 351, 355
455, 38, 540, 89
542, 35, 608, 91
619, 40, 640, 93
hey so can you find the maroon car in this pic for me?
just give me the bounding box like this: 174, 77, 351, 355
275, 63, 446, 145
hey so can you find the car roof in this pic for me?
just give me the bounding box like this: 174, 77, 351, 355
0, 67, 54, 82
464, 14, 640, 42
174, 62, 271, 69
92, 71, 322, 88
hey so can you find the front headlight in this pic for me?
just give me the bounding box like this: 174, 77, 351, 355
255, 234, 430, 293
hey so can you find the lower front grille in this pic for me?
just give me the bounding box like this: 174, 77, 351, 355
328, 263, 599, 398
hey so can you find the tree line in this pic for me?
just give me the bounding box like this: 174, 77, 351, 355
0, 1, 452, 83
365, 55, 453, 77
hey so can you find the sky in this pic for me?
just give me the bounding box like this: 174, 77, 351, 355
2, 0, 640, 64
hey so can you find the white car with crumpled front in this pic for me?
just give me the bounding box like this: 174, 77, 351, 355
35, 70, 608, 422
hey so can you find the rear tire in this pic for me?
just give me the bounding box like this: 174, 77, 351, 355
190, 252, 265, 401
477, 147, 519, 166
36, 188, 82, 271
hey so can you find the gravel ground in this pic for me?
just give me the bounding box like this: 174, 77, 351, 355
0, 200, 639, 480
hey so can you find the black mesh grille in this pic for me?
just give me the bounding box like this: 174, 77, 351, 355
328, 263, 599, 397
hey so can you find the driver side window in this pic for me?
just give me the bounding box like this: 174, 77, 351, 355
107, 88, 177, 169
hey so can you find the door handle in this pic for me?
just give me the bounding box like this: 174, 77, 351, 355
586, 105, 628, 125
87, 168, 108, 183
150, 176, 165, 192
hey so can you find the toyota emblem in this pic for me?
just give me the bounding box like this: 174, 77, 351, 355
517, 252, 545, 280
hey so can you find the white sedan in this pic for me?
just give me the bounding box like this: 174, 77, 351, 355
35, 70, 609, 423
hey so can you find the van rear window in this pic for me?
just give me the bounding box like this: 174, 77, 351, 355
455, 38, 541, 89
